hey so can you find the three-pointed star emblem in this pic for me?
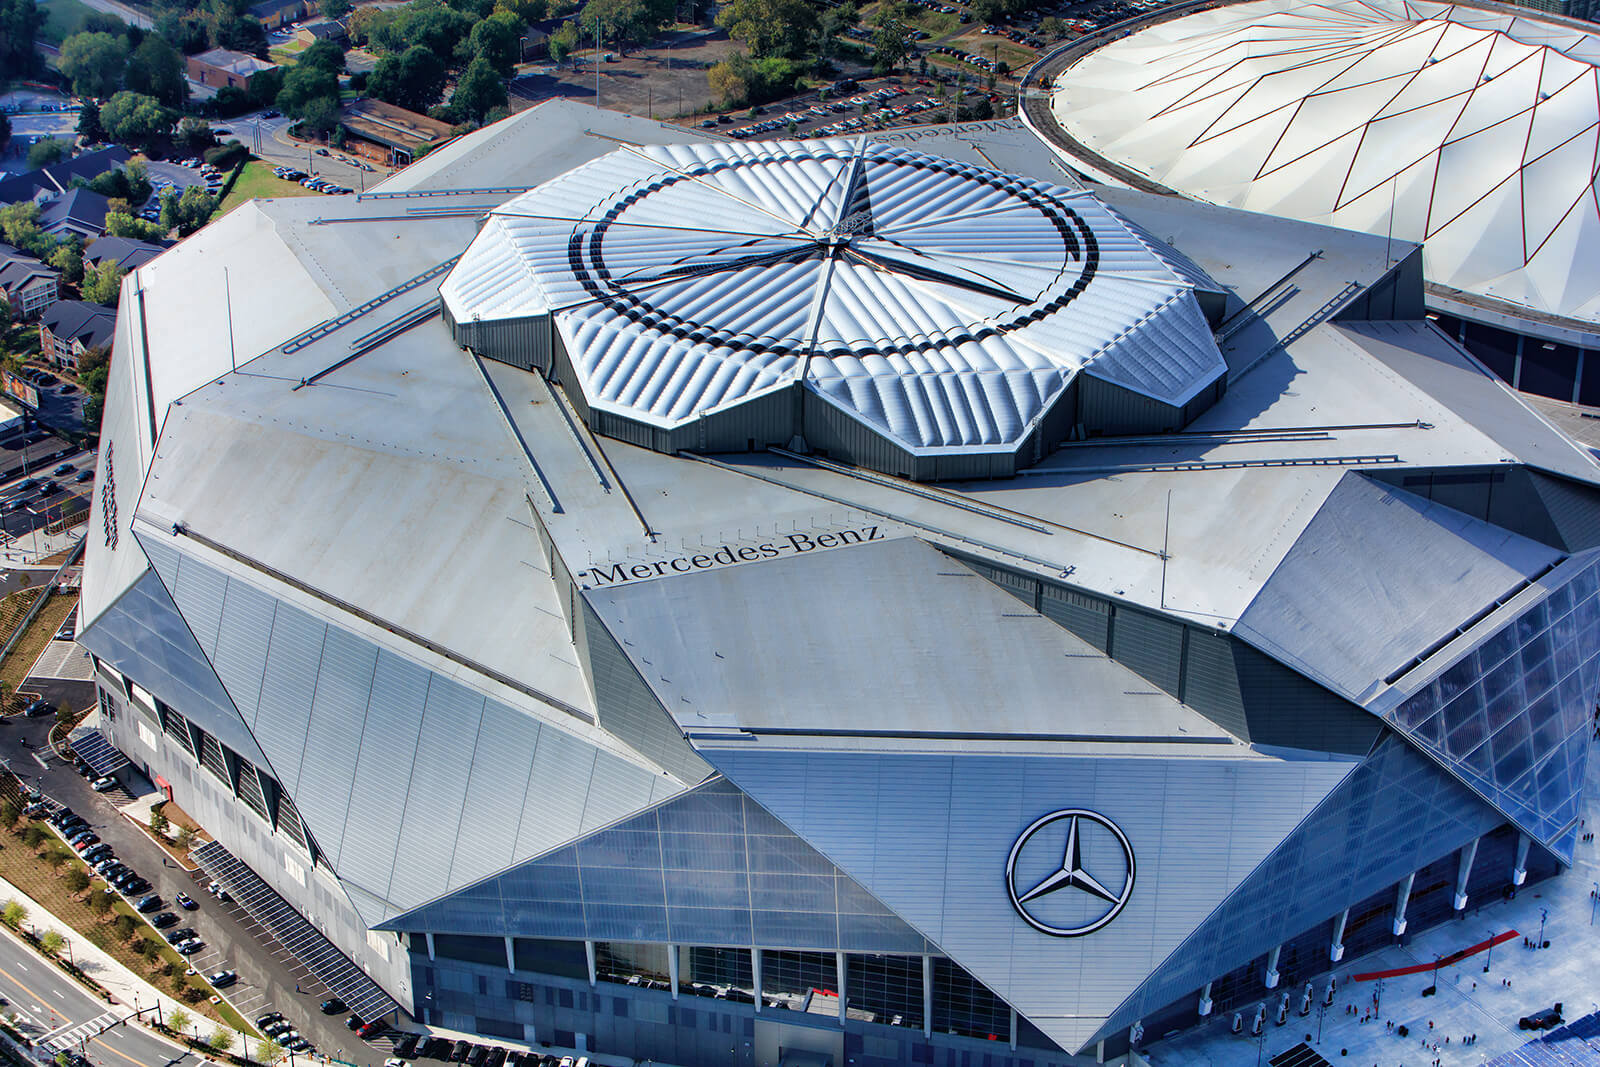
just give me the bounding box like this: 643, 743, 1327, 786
1005, 808, 1136, 937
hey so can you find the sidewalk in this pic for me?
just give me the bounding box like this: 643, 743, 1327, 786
0, 872, 223, 1051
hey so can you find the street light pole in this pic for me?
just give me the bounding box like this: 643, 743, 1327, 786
1485, 930, 1495, 972
1539, 907, 1549, 948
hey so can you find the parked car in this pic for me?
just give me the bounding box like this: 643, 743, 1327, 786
90, 775, 117, 792
391, 1033, 420, 1057
358, 1020, 388, 1039
24, 698, 54, 717
174, 939, 203, 955
136, 894, 162, 913
81, 845, 111, 863
465, 1046, 488, 1067
150, 912, 178, 929
256, 1012, 284, 1028
319, 998, 345, 1014
449, 1041, 471, 1063
207, 970, 237, 988
345, 1016, 364, 1032
175, 893, 197, 910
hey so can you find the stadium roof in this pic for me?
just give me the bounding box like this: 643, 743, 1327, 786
1050, 0, 1600, 331
440, 139, 1228, 462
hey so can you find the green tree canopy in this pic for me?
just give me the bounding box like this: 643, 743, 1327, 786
452, 55, 508, 121
0, 202, 52, 259
715, 0, 818, 59
48, 240, 85, 288
368, 45, 448, 111
99, 91, 173, 148
579, 0, 673, 48
26, 139, 71, 169
298, 37, 346, 72
125, 36, 188, 106
76, 100, 105, 143
321, 0, 352, 15
160, 186, 216, 238
0, 0, 45, 78
276, 62, 340, 119
59, 32, 129, 100
82, 262, 125, 304
467, 10, 525, 75
547, 19, 578, 61
104, 211, 166, 242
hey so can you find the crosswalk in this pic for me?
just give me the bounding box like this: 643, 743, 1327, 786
40, 1011, 119, 1053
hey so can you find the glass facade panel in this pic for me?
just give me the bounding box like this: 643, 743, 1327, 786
932, 957, 1009, 1041
847, 953, 924, 1030
762, 950, 837, 1013
1384, 555, 1600, 854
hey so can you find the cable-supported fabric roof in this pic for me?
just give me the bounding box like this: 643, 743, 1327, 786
1052, 0, 1600, 327
440, 139, 1225, 453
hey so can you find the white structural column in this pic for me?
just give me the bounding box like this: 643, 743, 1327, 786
1394, 872, 1415, 936
585, 940, 597, 987
668, 944, 679, 1000
1513, 833, 1531, 886
1198, 981, 1213, 1016
1010, 1008, 1018, 1051
1454, 838, 1480, 911
425, 932, 436, 961
752, 949, 762, 1015
1264, 945, 1281, 989
1330, 908, 1349, 962
505, 936, 515, 973
922, 956, 933, 1037
836, 951, 847, 1026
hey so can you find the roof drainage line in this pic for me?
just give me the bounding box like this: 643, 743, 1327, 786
1229, 279, 1366, 385
133, 279, 159, 448
307, 211, 488, 225
1017, 453, 1404, 475
1052, 421, 1430, 449
291, 302, 440, 390
280, 256, 459, 354
1219, 253, 1325, 340
677, 451, 1076, 575
356, 186, 534, 201
545, 379, 659, 542
692, 727, 1237, 745
1382, 555, 1568, 687
469, 354, 561, 514
533, 375, 610, 493
769, 446, 1059, 537
144, 516, 592, 723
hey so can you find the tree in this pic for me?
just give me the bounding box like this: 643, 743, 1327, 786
2, 901, 26, 929
452, 56, 507, 121
48, 243, 85, 288
256, 1038, 284, 1064
99, 92, 173, 149
64, 868, 90, 894
167, 1008, 190, 1036
42, 848, 67, 869
149, 808, 168, 835
0, 0, 45, 78
40, 930, 63, 956
715, 0, 817, 59
174, 825, 195, 849
276, 63, 340, 120
175, 116, 217, 154
547, 20, 578, 61
154, 10, 209, 54
27, 139, 71, 169
706, 52, 750, 106
579, 0, 673, 48
368, 45, 448, 111
320, 0, 352, 15
104, 212, 165, 241
160, 187, 216, 239
0, 801, 16, 830
1038, 15, 1066, 39
60, 32, 129, 100
0, 113, 9, 158
467, 10, 524, 75
137, 936, 160, 963
125, 36, 188, 107
298, 38, 347, 73
248, 65, 285, 108
89, 890, 112, 917
112, 913, 137, 940
19, 824, 45, 849
872, 15, 913, 72
208, 1029, 234, 1053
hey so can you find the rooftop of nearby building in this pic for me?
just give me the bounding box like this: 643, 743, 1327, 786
39, 188, 110, 236
0, 146, 133, 205
189, 48, 279, 76
338, 98, 453, 151
41, 299, 116, 349
84, 235, 171, 272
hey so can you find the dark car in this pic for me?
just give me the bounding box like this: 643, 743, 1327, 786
52, 464, 73, 476
123, 878, 150, 895
449, 1040, 471, 1063
418, 1038, 451, 1060
150, 912, 178, 929
391, 1034, 421, 1058
24, 698, 54, 717
256, 1012, 284, 1028
136, 894, 162, 913
1521, 1005, 1564, 1030
174, 893, 196, 910
465, 1046, 488, 1067
82, 845, 111, 863
320, 998, 346, 1014
263, 109, 280, 118
346, 1016, 365, 1032
483, 1048, 507, 1067
74, 469, 93, 483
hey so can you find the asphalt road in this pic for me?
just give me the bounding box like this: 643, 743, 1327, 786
0, 714, 385, 1066
0, 922, 196, 1067
0, 446, 96, 549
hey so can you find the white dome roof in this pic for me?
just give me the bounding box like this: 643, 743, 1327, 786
441, 139, 1225, 455
1052, 0, 1600, 326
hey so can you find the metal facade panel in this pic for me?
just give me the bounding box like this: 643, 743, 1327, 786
1109, 607, 1184, 697
383, 777, 929, 954
1094, 732, 1505, 1043
1236, 472, 1561, 703
450, 700, 542, 890
387, 676, 486, 909
1180, 627, 1248, 739
77, 566, 271, 770
518, 725, 597, 860
576, 598, 709, 783
1039, 585, 1110, 652
337, 649, 431, 903
293, 626, 379, 870
171, 552, 228, 659
208, 575, 276, 726
705, 748, 1354, 1056
251, 599, 328, 792
1531, 471, 1600, 550
580, 752, 661, 834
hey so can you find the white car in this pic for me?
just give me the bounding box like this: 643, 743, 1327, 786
89, 775, 116, 792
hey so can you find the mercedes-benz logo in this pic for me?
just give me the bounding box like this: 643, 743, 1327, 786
1006, 808, 1135, 937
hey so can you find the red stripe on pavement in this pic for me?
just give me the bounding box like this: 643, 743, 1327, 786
1351, 930, 1520, 980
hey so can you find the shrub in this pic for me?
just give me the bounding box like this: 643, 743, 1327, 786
113, 913, 137, 940
39, 930, 63, 956
21, 825, 44, 848
64, 868, 89, 894
89, 891, 111, 917
1, 901, 24, 929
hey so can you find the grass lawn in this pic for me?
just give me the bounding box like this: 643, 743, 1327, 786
37, 0, 105, 44
1, 592, 78, 698
217, 161, 323, 217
